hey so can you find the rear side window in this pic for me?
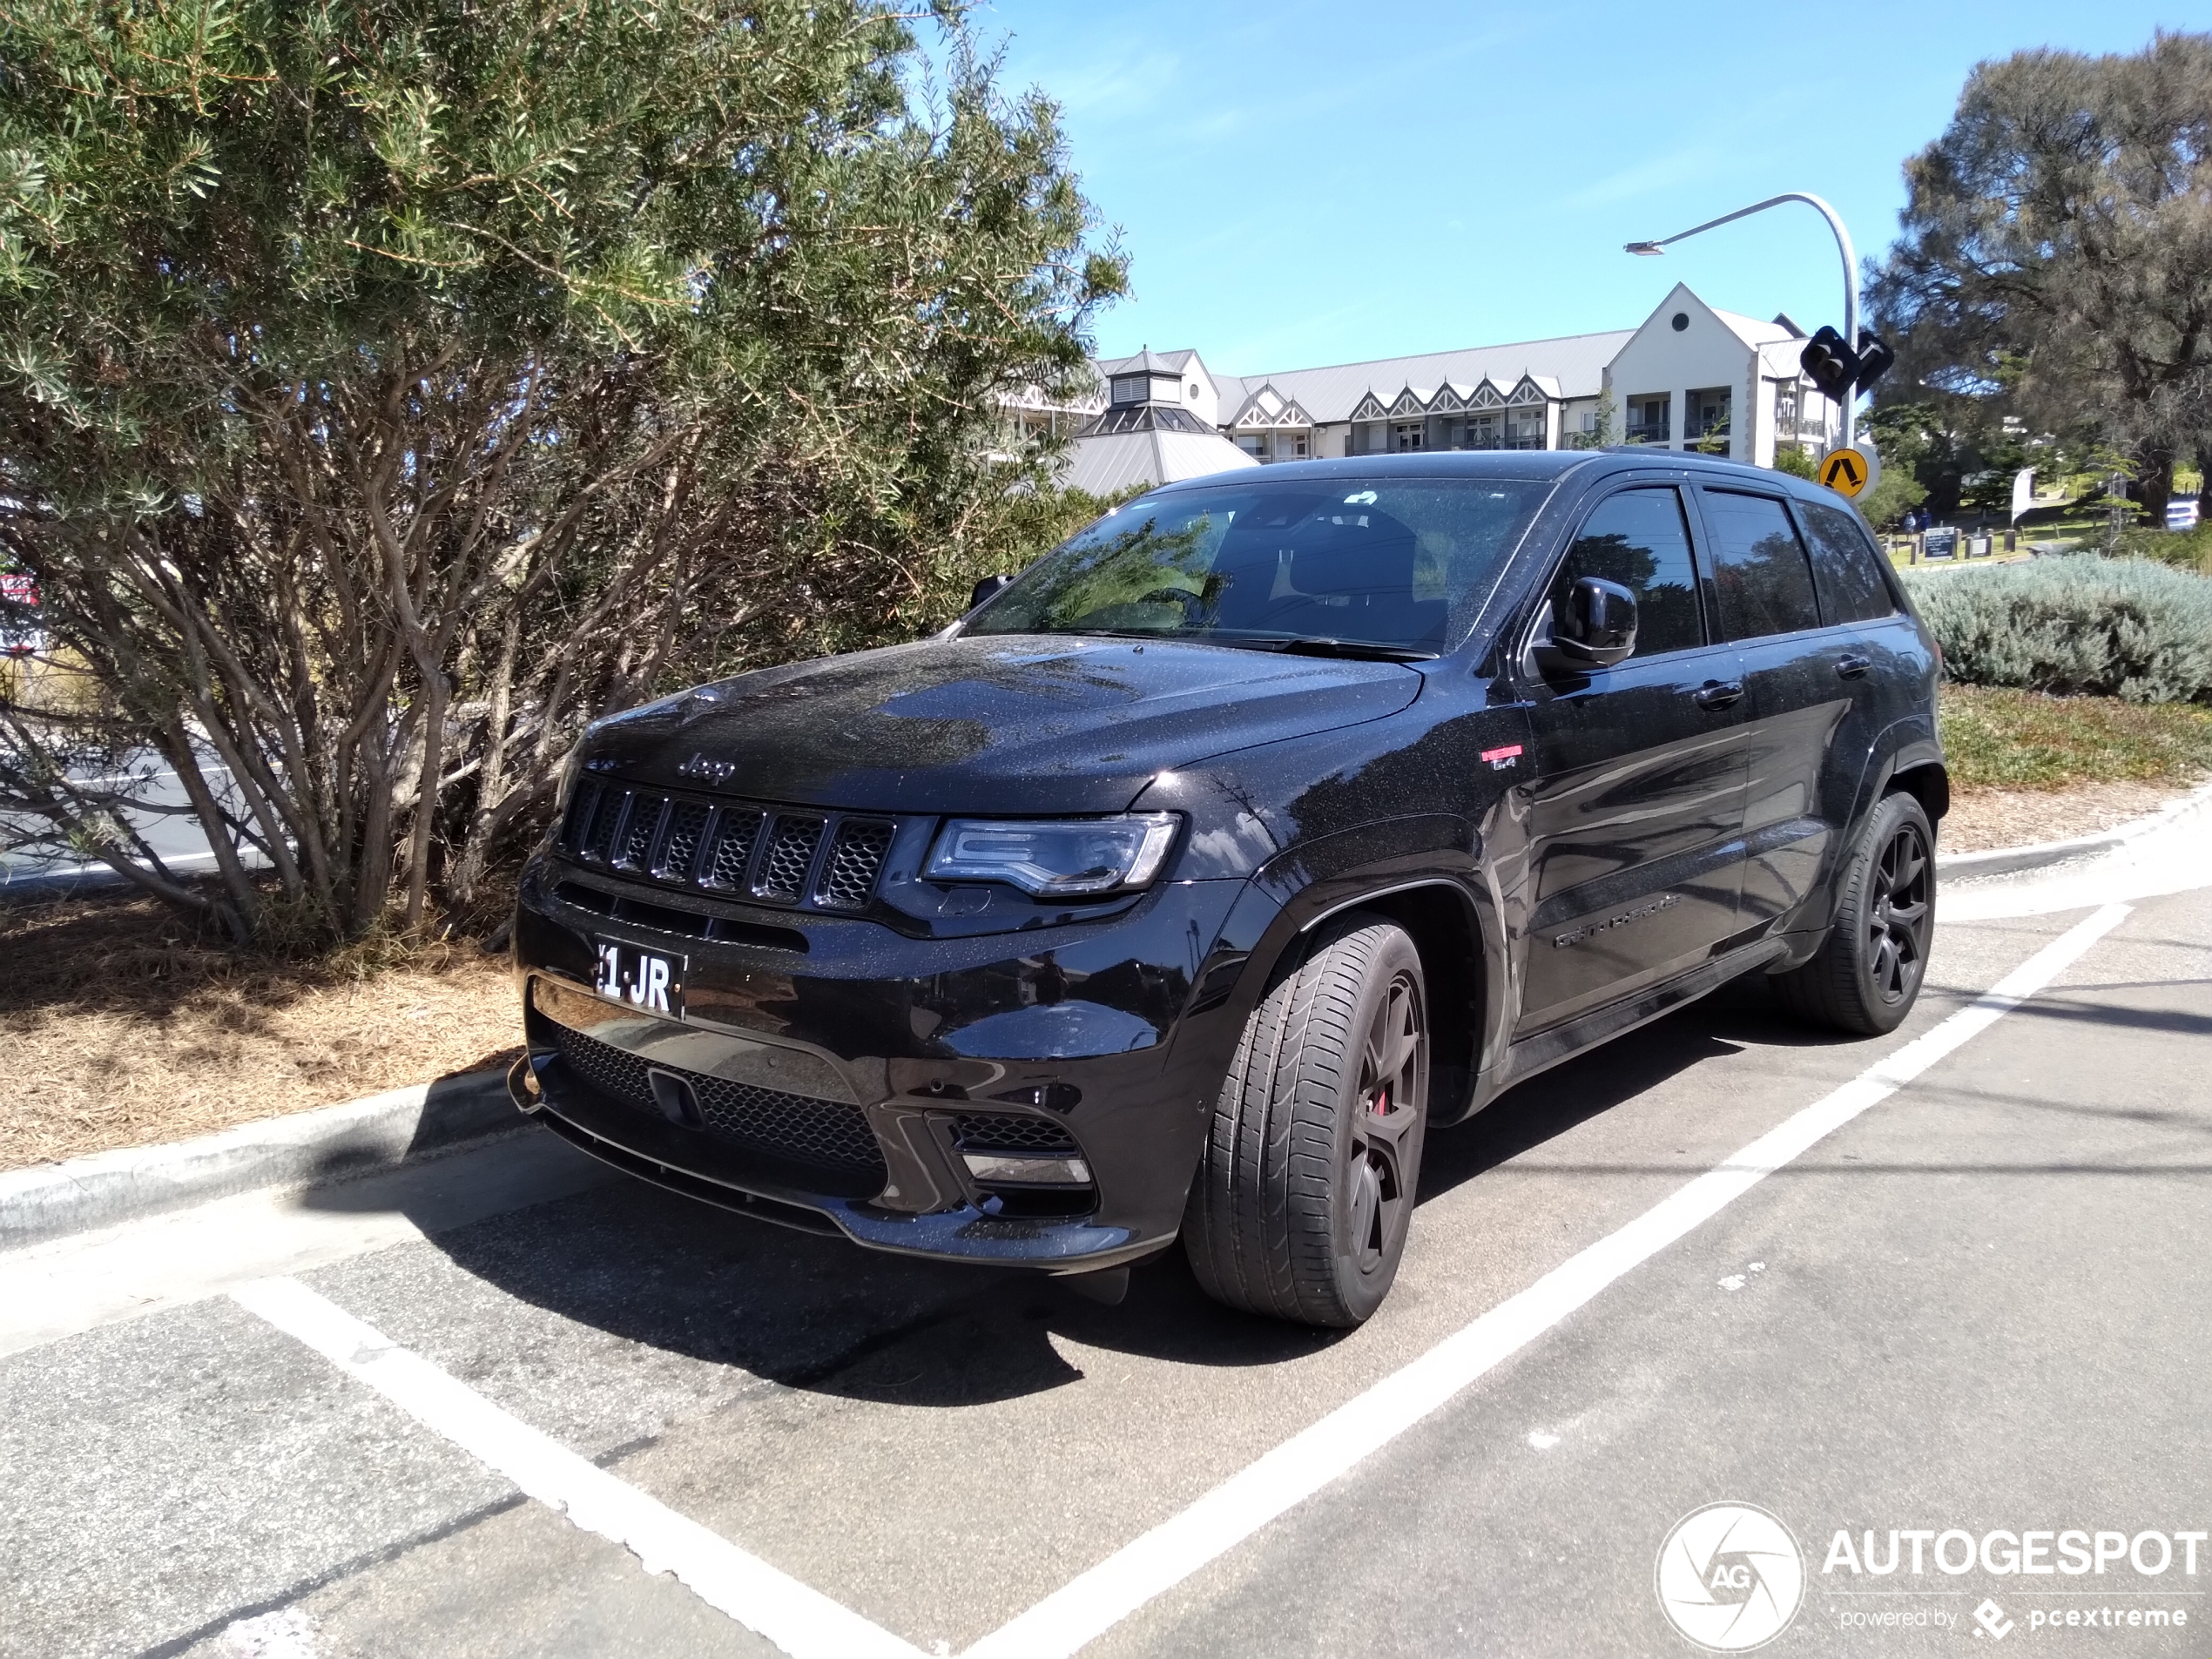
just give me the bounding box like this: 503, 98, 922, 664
1698, 489, 1821, 640
1550, 488, 1704, 658
1798, 500, 1899, 624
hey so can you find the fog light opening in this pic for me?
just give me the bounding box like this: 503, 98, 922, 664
961, 1151, 1092, 1186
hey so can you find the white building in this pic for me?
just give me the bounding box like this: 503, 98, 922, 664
1046, 283, 1842, 494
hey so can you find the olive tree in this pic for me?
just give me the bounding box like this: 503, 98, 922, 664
0, 0, 1122, 944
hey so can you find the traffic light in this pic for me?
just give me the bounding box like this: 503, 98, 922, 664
1800, 326, 1860, 401
1852, 330, 1895, 395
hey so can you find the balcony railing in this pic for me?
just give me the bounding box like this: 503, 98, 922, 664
1624, 423, 1669, 444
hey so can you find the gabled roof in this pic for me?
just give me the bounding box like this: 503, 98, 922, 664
1209, 328, 1629, 423
1227, 383, 1314, 428
1710, 306, 1797, 350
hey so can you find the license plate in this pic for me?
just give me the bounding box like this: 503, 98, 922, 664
591, 938, 685, 1018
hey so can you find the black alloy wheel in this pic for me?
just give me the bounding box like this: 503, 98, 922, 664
1864, 816, 1932, 1006
1347, 969, 1424, 1279
1183, 914, 1431, 1327
1773, 790, 1938, 1035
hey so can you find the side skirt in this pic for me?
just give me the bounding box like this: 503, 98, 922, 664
1448, 935, 1791, 1121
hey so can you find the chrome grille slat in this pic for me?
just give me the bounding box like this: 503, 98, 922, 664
654, 800, 712, 881
575, 782, 623, 862
612, 792, 668, 872
703, 809, 765, 889
817, 819, 894, 910
754, 814, 826, 903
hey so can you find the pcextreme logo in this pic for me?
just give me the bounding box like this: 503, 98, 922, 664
1656, 1502, 1806, 1651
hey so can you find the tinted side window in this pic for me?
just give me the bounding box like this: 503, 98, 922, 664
1550, 488, 1703, 658
1799, 500, 1899, 624
1699, 489, 1821, 640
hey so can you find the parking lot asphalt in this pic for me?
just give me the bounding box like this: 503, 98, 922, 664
3, 869, 2207, 1657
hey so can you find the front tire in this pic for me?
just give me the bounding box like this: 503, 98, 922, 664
1183, 916, 1429, 1327
1773, 791, 1935, 1035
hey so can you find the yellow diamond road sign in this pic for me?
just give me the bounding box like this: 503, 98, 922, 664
1819, 444, 1880, 499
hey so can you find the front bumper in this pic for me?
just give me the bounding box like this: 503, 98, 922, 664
511, 855, 1254, 1271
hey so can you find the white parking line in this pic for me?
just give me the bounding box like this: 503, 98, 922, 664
231, 904, 2130, 1659
231, 1278, 925, 1659
962, 902, 2133, 1659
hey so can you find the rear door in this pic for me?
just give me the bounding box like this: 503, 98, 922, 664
1794, 492, 1928, 836
1689, 485, 1858, 934
1512, 482, 1750, 1036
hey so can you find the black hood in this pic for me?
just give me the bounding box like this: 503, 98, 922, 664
583, 634, 1422, 815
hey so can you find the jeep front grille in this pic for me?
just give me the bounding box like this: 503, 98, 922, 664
560, 779, 896, 916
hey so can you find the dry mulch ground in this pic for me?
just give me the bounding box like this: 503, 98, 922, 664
1, 887, 522, 1173
1940, 779, 2192, 853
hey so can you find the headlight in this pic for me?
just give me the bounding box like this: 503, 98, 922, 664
925, 813, 1180, 897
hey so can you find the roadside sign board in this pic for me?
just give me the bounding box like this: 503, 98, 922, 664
1817, 444, 1881, 500
2168, 498, 2201, 531
1922, 526, 1958, 560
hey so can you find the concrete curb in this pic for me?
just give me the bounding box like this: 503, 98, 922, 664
0, 1069, 522, 1251
1938, 779, 2212, 882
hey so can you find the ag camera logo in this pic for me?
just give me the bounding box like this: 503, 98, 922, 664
1656, 1502, 1806, 1651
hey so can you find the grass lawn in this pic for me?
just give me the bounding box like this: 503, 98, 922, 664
1939, 683, 2212, 792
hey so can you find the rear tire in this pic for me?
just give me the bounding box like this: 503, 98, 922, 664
1772, 791, 1935, 1035
1183, 916, 1429, 1327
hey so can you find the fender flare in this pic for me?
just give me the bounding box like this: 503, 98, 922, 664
1185, 813, 1510, 1126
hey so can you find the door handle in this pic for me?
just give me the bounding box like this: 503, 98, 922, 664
1836, 654, 1872, 679
1691, 680, 1744, 710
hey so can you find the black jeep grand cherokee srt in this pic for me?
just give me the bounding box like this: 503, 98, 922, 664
509, 449, 1945, 1327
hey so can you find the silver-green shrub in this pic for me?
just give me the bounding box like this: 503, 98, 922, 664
1901, 555, 2212, 703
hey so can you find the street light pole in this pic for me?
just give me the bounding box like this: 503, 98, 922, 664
1625, 192, 1858, 450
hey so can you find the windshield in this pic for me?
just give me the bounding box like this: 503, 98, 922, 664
963, 477, 1549, 656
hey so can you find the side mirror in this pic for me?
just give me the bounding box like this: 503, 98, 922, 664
968, 574, 1013, 611
1536, 577, 1637, 673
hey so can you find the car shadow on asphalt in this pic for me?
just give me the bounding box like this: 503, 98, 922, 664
1418, 973, 1849, 1201
343, 977, 1847, 1408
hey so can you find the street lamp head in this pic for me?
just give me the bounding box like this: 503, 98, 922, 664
1623, 240, 1664, 256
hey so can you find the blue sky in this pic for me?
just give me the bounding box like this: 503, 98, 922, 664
972, 1, 2195, 374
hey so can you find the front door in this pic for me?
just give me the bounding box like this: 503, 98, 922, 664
1513, 483, 1750, 1036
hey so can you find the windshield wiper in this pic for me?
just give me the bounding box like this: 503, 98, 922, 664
1216, 634, 1437, 662
978, 627, 1435, 662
